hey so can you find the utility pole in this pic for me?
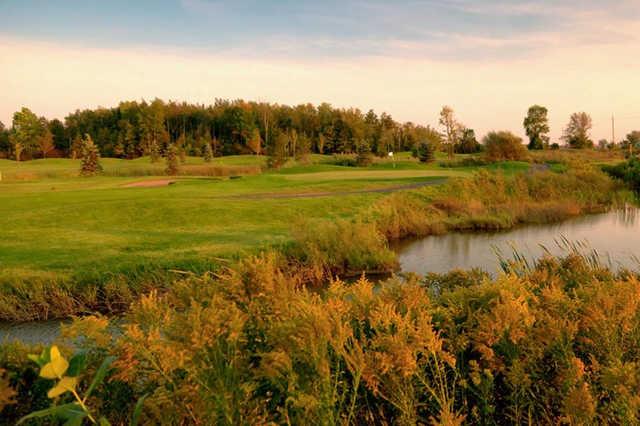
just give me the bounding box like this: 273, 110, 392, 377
611, 114, 615, 145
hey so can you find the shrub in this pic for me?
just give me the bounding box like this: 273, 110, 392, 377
483, 130, 528, 162
602, 157, 640, 192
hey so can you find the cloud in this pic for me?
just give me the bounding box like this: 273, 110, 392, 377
1, 33, 639, 143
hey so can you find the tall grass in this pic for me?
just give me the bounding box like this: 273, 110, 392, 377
3, 250, 640, 424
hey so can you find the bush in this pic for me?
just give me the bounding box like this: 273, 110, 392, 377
602, 157, 640, 192
412, 140, 436, 162
483, 130, 528, 162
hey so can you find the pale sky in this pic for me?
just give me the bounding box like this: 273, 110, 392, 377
1, 0, 640, 142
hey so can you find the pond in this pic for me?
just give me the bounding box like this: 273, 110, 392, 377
394, 206, 640, 276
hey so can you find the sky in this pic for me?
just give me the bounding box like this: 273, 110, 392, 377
1, 0, 640, 142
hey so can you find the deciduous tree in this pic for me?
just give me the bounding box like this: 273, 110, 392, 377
439, 106, 461, 159
562, 112, 593, 149
484, 131, 527, 161
10, 107, 43, 161
248, 128, 262, 155
523, 105, 550, 150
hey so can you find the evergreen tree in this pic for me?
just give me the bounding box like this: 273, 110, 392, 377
149, 140, 161, 163
165, 144, 180, 176
355, 139, 374, 166
79, 134, 102, 176
203, 142, 213, 162
412, 140, 436, 163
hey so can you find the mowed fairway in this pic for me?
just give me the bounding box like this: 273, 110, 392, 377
0, 153, 530, 283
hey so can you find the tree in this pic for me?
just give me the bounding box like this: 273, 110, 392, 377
48, 119, 67, 152
247, 128, 262, 155
70, 135, 85, 160
165, 144, 180, 175
203, 142, 213, 162
523, 105, 550, 150
622, 131, 640, 157
483, 131, 527, 161
355, 139, 374, 166
455, 128, 481, 154
0, 121, 10, 156
439, 106, 460, 159
562, 112, 593, 149
176, 132, 187, 163
412, 140, 436, 163
10, 107, 44, 161
79, 134, 102, 175
149, 140, 161, 163
38, 126, 55, 158
295, 133, 311, 162
267, 132, 288, 169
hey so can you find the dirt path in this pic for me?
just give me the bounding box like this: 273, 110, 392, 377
224, 178, 448, 200
122, 179, 176, 188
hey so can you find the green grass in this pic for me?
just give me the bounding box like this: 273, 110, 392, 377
0, 152, 621, 320
0, 154, 466, 282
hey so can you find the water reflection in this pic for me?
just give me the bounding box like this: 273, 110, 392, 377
395, 208, 640, 276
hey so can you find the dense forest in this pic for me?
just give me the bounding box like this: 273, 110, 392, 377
0, 99, 454, 160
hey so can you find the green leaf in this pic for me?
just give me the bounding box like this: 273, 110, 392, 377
99, 417, 112, 426
86, 356, 115, 398
67, 352, 87, 377
16, 403, 83, 425
63, 411, 88, 426
130, 393, 148, 426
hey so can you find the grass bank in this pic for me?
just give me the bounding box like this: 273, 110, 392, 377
290, 166, 626, 279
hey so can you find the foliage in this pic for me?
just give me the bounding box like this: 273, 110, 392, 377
164, 144, 180, 176
454, 128, 481, 154
621, 130, 640, 158
202, 142, 213, 162
563, 112, 594, 149
247, 128, 262, 155
523, 104, 550, 150
10, 107, 45, 161
355, 139, 374, 166
17, 344, 129, 425
80, 134, 103, 176
603, 157, 640, 192
267, 131, 288, 169
483, 130, 528, 161
3, 98, 444, 160
4, 247, 640, 424
412, 139, 436, 162
439, 105, 461, 159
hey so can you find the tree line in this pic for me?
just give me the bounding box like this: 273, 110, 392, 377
1, 99, 637, 162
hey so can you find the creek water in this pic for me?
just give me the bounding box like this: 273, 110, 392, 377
394, 206, 640, 276
3, 207, 640, 346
